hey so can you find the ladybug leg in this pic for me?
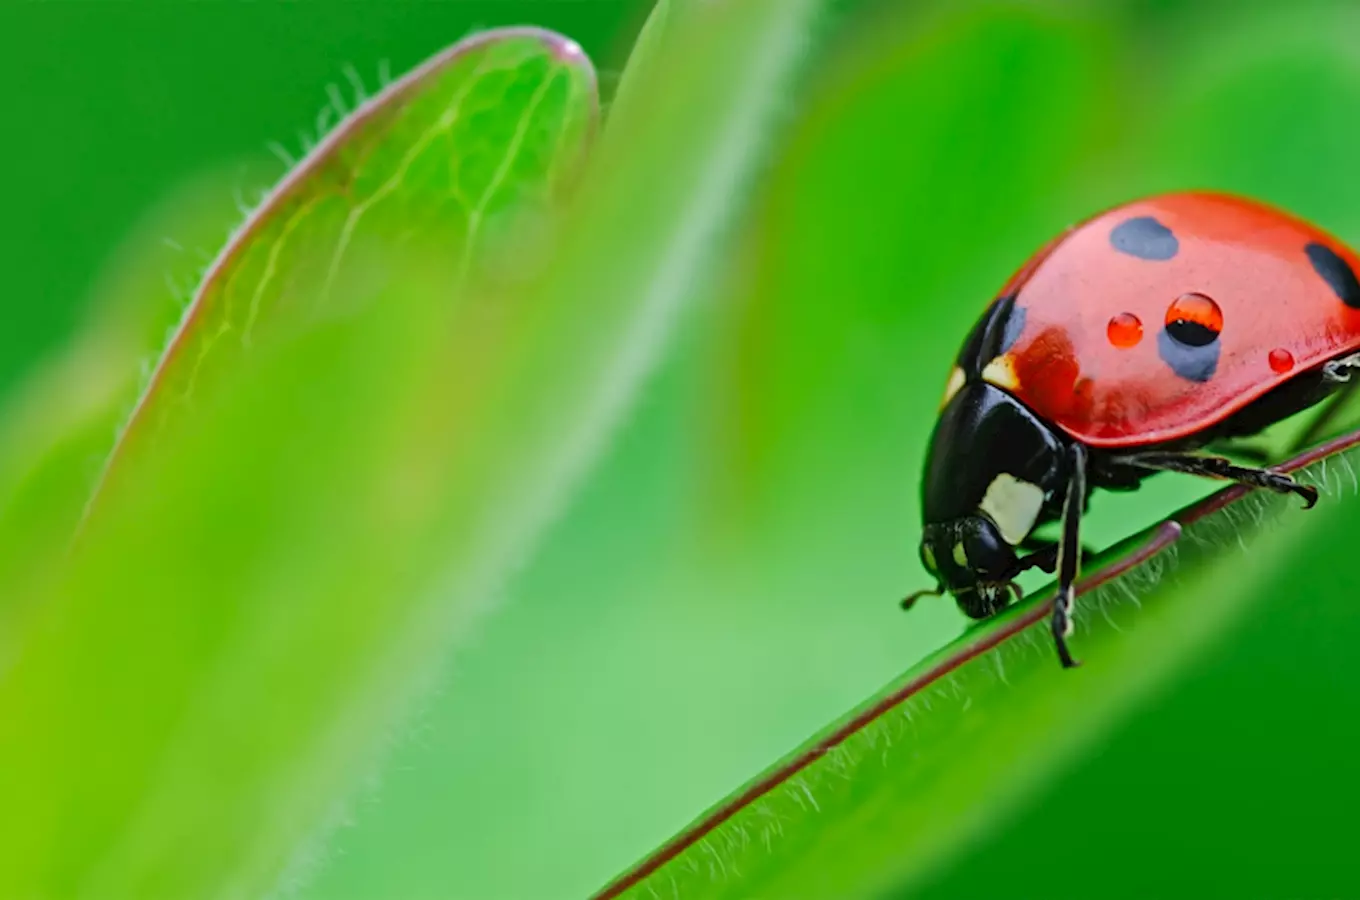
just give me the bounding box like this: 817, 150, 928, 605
1207, 440, 1274, 466
1016, 540, 1100, 574
1293, 350, 1360, 451
1108, 451, 1319, 508
1052, 443, 1088, 670
1015, 542, 1059, 575
1322, 350, 1360, 383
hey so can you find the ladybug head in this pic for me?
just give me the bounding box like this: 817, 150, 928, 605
918, 516, 1020, 618
907, 380, 1072, 620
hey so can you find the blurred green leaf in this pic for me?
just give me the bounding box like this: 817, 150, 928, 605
0, 26, 598, 897
13, 3, 1360, 899
705, 4, 1122, 560
0, 265, 467, 897
605, 0, 668, 128
0, 169, 266, 647
288, 0, 838, 896
84, 27, 597, 526
0, 0, 835, 889
594, 7, 1360, 898
1105, 4, 1360, 230
287, 7, 1128, 898
598, 442, 1355, 899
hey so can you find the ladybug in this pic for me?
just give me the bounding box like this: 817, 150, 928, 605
906, 190, 1360, 668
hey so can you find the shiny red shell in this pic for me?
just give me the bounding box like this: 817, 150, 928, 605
984, 190, 1360, 448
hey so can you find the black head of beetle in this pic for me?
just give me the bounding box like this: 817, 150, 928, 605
918, 516, 1019, 618
909, 380, 1073, 618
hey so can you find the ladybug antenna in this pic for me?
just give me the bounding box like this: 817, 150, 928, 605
901, 585, 942, 610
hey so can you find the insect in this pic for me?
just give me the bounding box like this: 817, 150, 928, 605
905, 190, 1360, 668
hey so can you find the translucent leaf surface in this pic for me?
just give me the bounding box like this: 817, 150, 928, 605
86, 27, 597, 523
0, 27, 598, 898
598, 436, 1360, 899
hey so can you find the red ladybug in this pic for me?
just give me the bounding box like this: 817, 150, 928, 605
907, 190, 1360, 668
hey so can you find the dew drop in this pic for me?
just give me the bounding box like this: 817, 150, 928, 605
1163, 293, 1223, 350
1107, 312, 1143, 348
1269, 348, 1295, 374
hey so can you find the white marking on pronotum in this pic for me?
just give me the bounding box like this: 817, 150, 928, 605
981, 354, 1019, 390
940, 366, 966, 407
978, 472, 1045, 545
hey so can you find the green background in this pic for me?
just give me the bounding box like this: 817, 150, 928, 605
8, 1, 1360, 897
0, 2, 650, 385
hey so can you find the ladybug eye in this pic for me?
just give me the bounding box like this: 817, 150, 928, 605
920, 542, 938, 575
1165, 292, 1223, 347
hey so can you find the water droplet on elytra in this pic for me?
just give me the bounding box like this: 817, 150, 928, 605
1166, 292, 1223, 333
1107, 312, 1143, 348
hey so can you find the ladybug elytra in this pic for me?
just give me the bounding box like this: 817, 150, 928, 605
907, 190, 1360, 668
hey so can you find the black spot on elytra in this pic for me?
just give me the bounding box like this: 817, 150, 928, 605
1158, 327, 1219, 382
957, 294, 1025, 377
1110, 216, 1179, 261
1305, 242, 1360, 309
1165, 318, 1218, 347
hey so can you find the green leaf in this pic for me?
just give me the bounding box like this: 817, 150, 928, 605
605, 0, 669, 129
0, 0, 836, 889
0, 171, 259, 626
0, 26, 598, 897
273, 8, 1124, 898
0, 267, 466, 898
83, 26, 597, 527
284, 0, 839, 896
587, 7, 1360, 896
597, 436, 1360, 899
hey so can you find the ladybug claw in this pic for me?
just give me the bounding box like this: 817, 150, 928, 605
1322, 351, 1360, 383
1054, 632, 1082, 669
1051, 591, 1082, 669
